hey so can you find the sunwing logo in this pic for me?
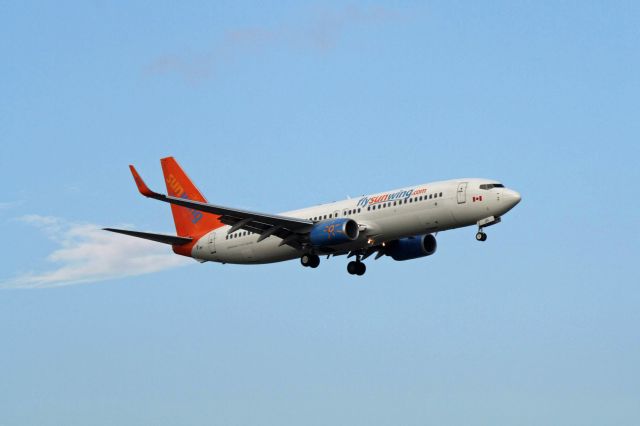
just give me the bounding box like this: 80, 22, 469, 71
357, 187, 427, 207
323, 223, 344, 240
166, 174, 203, 224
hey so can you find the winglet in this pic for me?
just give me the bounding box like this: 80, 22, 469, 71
129, 165, 155, 197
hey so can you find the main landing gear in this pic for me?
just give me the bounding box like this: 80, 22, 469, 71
301, 253, 367, 275
347, 258, 366, 276
300, 253, 320, 268
475, 229, 488, 241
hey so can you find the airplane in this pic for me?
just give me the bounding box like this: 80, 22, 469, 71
105, 157, 521, 276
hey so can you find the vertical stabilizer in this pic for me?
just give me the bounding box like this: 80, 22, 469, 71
160, 157, 222, 237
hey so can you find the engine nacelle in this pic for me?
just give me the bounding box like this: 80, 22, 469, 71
309, 218, 359, 246
386, 234, 437, 261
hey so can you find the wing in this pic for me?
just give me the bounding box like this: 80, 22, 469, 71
129, 165, 313, 247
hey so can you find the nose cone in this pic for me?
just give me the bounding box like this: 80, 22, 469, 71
503, 189, 522, 211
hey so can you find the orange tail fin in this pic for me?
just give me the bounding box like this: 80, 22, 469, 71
160, 157, 223, 237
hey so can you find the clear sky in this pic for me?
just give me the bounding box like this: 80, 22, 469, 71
1, 1, 639, 425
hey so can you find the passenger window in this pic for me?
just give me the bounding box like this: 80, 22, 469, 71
439, 192, 443, 197
357, 208, 361, 213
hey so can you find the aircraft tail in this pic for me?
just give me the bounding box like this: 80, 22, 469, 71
160, 157, 223, 237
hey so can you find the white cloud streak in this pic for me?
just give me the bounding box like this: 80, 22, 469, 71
0, 200, 24, 211
1, 215, 192, 289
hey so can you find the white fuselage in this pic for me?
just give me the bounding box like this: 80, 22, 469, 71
190, 178, 521, 264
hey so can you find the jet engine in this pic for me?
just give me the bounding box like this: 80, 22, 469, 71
385, 234, 437, 261
309, 218, 359, 246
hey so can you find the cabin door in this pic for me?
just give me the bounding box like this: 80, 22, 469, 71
457, 182, 468, 204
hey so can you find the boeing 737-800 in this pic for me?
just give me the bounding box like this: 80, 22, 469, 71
105, 157, 521, 275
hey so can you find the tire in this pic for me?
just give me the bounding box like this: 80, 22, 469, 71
309, 255, 320, 268
347, 261, 358, 275
300, 254, 311, 267
476, 232, 486, 241
356, 262, 366, 276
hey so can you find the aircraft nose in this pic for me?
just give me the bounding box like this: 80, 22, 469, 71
504, 189, 521, 208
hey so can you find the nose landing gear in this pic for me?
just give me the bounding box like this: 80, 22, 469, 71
476, 216, 500, 242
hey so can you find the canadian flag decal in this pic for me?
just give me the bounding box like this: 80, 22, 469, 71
472, 195, 483, 202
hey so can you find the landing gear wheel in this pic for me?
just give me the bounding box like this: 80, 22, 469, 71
301, 254, 320, 268
476, 231, 487, 241
347, 261, 366, 276
308, 255, 320, 268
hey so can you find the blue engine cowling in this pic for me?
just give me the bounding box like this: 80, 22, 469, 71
309, 218, 359, 246
386, 234, 437, 261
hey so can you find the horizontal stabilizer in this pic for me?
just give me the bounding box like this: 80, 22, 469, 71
103, 228, 193, 246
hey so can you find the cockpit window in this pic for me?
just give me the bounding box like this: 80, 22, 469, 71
479, 183, 505, 190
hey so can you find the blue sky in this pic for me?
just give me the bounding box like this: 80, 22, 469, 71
1, 1, 639, 424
